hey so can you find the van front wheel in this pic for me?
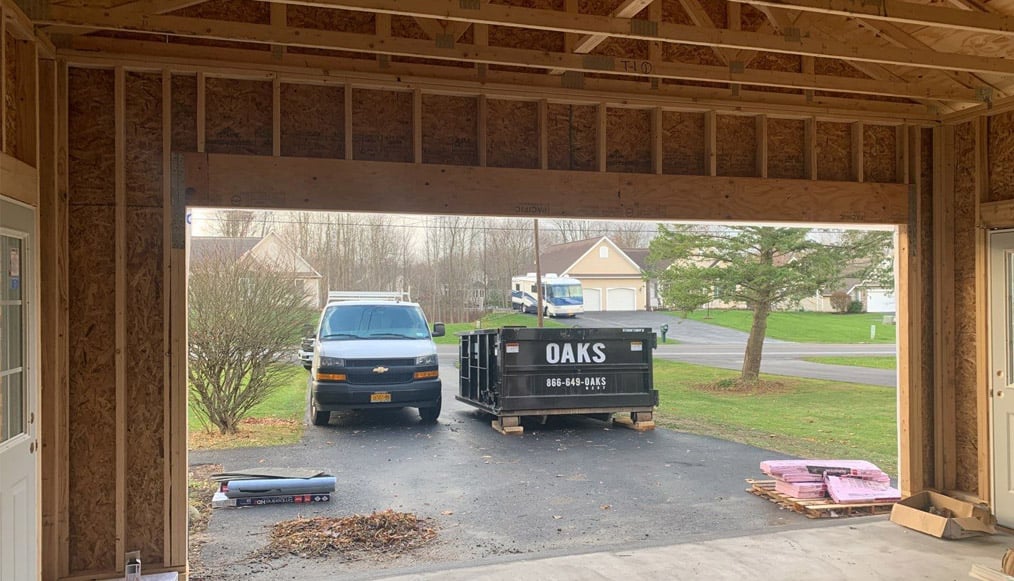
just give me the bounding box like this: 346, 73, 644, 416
419, 398, 441, 423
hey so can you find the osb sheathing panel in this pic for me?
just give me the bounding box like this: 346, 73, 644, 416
767, 118, 805, 180
863, 124, 897, 184
69, 68, 115, 206
125, 208, 166, 563
422, 94, 478, 166
489, 26, 565, 51
280, 84, 345, 159
287, 5, 374, 32
952, 121, 979, 494
205, 78, 272, 156
352, 89, 412, 163
661, 111, 705, 176
171, 75, 197, 153
815, 58, 870, 79
547, 103, 597, 172
4, 32, 17, 160
749, 53, 802, 74
816, 121, 852, 182
391, 15, 431, 39
606, 108, 651, 174
68, 206, 117, 574
172, 0, 269, 23
661, 1, 724, 66
740, 5, 768, 31
487, 99, 539, 169
716, 115, 757, 177
920, 127, 936, 486
988, 111, 1014, 201
126, 73, 163, 208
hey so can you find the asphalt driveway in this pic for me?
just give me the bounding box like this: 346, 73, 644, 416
189, 360, 847, 580
570, 311, 785, 344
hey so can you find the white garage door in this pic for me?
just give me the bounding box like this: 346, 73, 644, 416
606, 288, 636, 311
584, 288, 601, 311
867, 290, 896, 313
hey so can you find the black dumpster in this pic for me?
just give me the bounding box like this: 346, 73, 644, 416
457, 327, 659, 434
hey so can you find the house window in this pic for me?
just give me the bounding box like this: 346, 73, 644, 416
599, 246, 609, 258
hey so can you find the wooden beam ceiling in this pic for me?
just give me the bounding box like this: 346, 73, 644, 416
731, 0, 1014, 36
39, 9, 983, 101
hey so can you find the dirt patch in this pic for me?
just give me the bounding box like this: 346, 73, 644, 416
188, 463, 223, 581
189, 417, 301, 450
255, 510, 438, 561
694, 378, 791, 395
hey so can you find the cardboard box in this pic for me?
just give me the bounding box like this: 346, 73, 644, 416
890, 491, 996, 539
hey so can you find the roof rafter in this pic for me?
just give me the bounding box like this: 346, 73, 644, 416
38, 8, 983, 101
218, 0, 1014, 77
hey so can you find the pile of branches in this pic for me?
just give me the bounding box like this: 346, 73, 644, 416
259, 510, 437, 560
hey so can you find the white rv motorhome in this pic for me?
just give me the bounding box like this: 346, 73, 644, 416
510, 273, 584, 318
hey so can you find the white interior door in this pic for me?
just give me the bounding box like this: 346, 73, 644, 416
0, 199, 37, 581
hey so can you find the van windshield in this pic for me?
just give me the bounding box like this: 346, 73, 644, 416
319, 305, 431, 340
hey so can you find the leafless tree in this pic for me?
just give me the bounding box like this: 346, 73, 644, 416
188, 251, 315, 434
212, 209, 275, 238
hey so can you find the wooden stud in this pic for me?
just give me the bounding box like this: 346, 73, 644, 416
974, 115, 991, 503
344, 83, 353, 160
1, 7, 6, 155
56, 59, 70, 579
704, 111, 717, 177
756, 114, 768, 178
161, 68, 174, 564
413, 88, 422, 164
802, 56, 815, 103
114, 64, 127, 574
272, 75, 281, 156
477, 94, 487, 167
597, 103, 607, 173
538, 99, 548, 171
804, 117, 817, 180
932, 124, 956, 491
898, 126, 923, 496
375, 11, 389, 68
652, 107, 663, 175
195, 71, 205, 153
852, 121, 864, 182
648, 0, 661, 64
897, 125, 909, 185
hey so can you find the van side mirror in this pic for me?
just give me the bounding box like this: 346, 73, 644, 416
432, 322, 445, 337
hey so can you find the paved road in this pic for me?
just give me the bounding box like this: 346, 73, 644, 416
191, 360, 841, 581
570, 310, 785, 345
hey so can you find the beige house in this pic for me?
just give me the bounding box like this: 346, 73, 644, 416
190, 232, 323, 307
540, 237, 652, 312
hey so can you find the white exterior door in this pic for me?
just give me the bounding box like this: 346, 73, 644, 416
606, 288, 636, 311
991, 230, 1014, 526
583, 288, 601, 311
0, 199, 37, 581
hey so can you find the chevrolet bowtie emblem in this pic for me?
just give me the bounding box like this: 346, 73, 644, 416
373, 366, 389, 374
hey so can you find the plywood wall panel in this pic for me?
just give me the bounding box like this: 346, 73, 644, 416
125, 207, 166, 564
547, 103, 597, 172
716, 115, 757, 177
864, 124, 897, 184
352, 89, 412, 163
126, 73, 163, 207
767, 118, 805, 180
487, 99, 538, 169
662, 111, 705, 176
606, 108, 651, 174
422, 94, 478, 166
172, 0, 269, 23
817, 121, 852, 182
205, 78, 272, 156
952, 121, 978, 494
67, 205, 117, 574
171, 75, 197, 153
69, 68, 115, 206
280, 83, 344, 159
988, 111, 1014, 201
286, 5, 374, 32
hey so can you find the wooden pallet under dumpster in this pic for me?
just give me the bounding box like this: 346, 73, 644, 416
746, 479, 898, 519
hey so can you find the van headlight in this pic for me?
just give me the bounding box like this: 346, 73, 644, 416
318, 356, 345, 369
415, 354, 438, 366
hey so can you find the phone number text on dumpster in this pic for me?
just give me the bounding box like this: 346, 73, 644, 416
544, 376, 608, 389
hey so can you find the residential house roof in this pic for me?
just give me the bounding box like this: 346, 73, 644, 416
190, 233, 321, 278
539, 236, 654, 277
190, 237, 260, 265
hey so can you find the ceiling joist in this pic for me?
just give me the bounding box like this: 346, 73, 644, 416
38, 8, 983, 101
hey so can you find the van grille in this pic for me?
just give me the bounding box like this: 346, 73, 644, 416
346, 358, 415, 368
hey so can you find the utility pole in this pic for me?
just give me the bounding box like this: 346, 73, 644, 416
534, 218, 544, 328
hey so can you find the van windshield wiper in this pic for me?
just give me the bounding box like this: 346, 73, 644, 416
368, 332, 416, 339
320, 333, 360, 340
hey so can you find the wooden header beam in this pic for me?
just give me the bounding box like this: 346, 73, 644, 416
181, 153, 910, 224
39, 10, 983, 102
733, 0, 1014, 36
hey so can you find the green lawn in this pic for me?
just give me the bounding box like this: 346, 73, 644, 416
188, 364, 308, 450
677, 310, 897, 344
653, 359, 898, 475
435, 311, 570, 344
803, 356, 897, 370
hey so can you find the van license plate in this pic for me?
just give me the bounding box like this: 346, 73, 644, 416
370, 393, 392, 403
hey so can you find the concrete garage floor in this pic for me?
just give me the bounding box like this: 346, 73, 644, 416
190, 359, 1001, 580
378, 520, 1012, 580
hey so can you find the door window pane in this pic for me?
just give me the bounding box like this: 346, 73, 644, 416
1007, 253, 1014, 386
